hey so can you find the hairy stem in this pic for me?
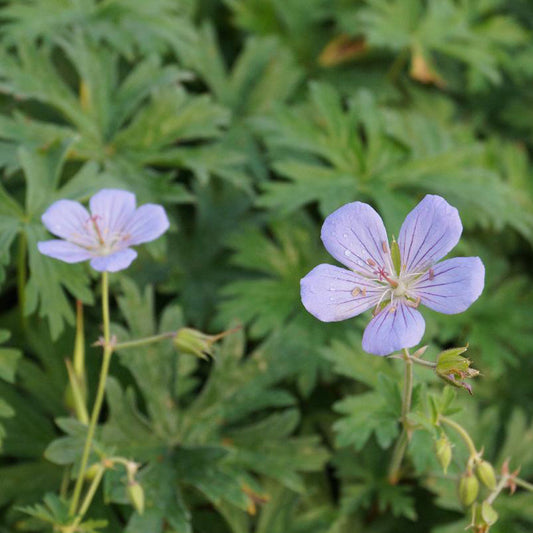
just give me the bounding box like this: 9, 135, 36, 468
69, 272, 113, 517
439, 416, 478, 458
515, 477, 533, 492
114, 331, 175, 351
486, 474, 510, 505
17, 232, 27, 330
74, 466, 105, 524
388, 348, 414, 484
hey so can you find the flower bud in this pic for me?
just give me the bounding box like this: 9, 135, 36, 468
84, 463, 102, 481
480, 501, 498, 526
435, 436, 452, 474
469, 504, 487, 533
459, 472, 479, 507
173, 328, 216, 360
436, 346, 479, 394
173, 326, 240, 360
475, 460, 497, 491
127, 481, 145, 515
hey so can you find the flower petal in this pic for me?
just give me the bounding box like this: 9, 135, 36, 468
301, 264, 383, 322
411, 257, 484, 314
362, 302, 425, 356
89, 248, 138, 272
124, 204, 170, 245
398, 195, 462, 273
89, 189, 137, 234
41, 200, 93, 246
37, 240, 93, 263
320, 202, 391, 275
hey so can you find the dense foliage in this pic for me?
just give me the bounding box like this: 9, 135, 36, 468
0, 1, 532, 532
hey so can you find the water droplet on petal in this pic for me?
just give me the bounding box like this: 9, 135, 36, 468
344, 250, 351, 257
343, 233, 348, 238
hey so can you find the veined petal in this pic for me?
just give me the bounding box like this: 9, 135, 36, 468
38, 240, 93, 263
398, 195, 462, 273
89, 189, 136, 235
125, 204, 170, 245
411, 257, 484, 314
321, 202, 391, 275
41, 200, 93, 246
90, 248, 138, 272
301, 264, 383, 322
362, 302, 425, 356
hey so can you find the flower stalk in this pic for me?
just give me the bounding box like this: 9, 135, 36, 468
68, 272, 113, 517
439, 416, 478, 459
388, 348, 414, 484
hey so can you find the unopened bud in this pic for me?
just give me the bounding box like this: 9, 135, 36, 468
127, 481, 145, 515
436, 346, 479, 394
459, 472, 479, 507
480, 501, 498, 526
469, 504, 486, 532
173, 326, 240, 360
173, 328, 216, 360
475, 460, 497, 490
435, 436, 452, 474
84, 463, 101, 481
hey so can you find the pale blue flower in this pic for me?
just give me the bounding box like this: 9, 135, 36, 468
38, 189, 169, 272
301, 195, 485, 356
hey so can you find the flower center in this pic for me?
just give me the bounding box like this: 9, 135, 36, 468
393, 280, 408, 298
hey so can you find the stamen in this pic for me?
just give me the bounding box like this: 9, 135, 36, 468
361, 287, 367, 297
351, 287, 360, 297
389, 306, 396, 313
382, 241, 388, 253
89, 215, 105, 245
429, 268, 435, 281
367, 258, 376, 267
405, 296, 421, 309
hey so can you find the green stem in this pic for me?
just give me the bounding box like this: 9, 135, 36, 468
69, 272, 113, 517
73, 466, 105, 526
515, 477, 533, 492
486, 474, 509, 505
17, 232, 27, 329
388, 348, 414, 484
439, 416, 478, 458
410, 356, 437, 369
114, 332, 175, 351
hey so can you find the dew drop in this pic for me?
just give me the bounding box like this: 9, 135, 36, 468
344, 250, 351, 257
329, 297, 335, 301
343, 233, 348, 239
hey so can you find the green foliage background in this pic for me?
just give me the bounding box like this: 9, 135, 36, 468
0, 0, 532, 532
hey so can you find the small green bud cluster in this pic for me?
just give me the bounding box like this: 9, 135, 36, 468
457, 454, 500, 532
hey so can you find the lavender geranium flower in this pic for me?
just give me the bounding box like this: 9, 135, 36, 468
301, 195, 484, 356
38, 189, 169, 272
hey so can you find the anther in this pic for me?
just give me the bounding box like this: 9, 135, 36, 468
351, 287, 360, 297
405, 296, 421, 309
429, 268, 435, 281
382, 241, 388, 253
89, 215, 105, 245
389, 306, 396, 313
361, 288, 367, 297
367, 258, 376, 267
